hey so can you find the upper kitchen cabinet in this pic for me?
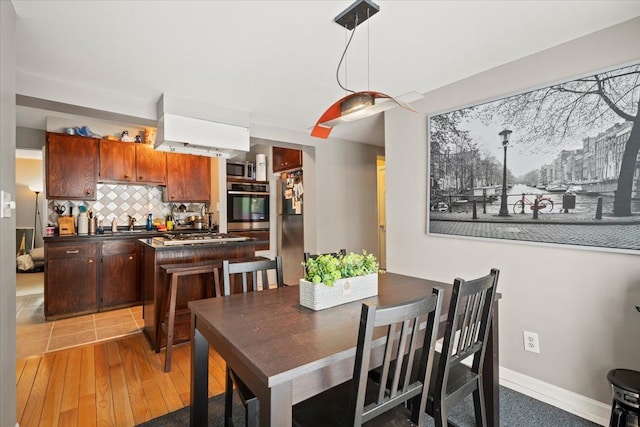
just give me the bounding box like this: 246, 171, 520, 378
99, 140, 166, 185
99, 139, 136, 183
164, 152, 211, 202
135, 144, 166, 184
272, 147, 302, 172
46, 132, 99, 200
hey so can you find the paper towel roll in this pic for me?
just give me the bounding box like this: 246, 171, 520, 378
256, 154, 267, 181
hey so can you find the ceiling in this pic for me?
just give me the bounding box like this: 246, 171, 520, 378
11, 1, 640, 145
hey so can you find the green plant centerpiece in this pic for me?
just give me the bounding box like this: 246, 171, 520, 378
299, 250, 380, 310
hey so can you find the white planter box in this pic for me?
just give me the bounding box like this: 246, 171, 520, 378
299, 273, 378, 311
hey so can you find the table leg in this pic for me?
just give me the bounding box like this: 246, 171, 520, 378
483, 299, 500, 426
259, 381, 292, 426
191, 315, 209, 427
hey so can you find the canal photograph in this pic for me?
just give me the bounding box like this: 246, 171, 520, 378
427, 61, 640, 252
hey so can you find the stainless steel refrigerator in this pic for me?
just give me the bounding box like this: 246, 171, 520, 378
277, 171, 304, 285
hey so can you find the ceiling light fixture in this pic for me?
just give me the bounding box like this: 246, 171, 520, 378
311, 0, 416, 139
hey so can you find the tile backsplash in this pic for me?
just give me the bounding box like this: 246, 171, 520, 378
47, 184, 205, 228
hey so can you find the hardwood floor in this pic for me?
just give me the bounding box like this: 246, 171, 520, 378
16, 332, 227, 427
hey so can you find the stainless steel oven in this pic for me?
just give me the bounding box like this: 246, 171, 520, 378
227, 182, 270, 230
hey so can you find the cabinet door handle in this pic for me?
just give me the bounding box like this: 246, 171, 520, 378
138, 176, 143, 180
66, 250, 80, 254
129, 256, 134, 260
124, 174, 130, 179
85, 190, 92, 195
88, 259, 94, 263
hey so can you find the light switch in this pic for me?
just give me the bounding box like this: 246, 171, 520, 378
1, 191, 16, 218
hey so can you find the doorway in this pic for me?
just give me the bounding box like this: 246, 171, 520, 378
376, 156, 386, 270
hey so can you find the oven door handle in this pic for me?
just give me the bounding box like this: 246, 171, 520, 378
228, 191, 269, 195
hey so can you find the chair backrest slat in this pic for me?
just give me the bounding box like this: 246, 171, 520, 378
434, 268, 499, 403
348, 287, 444, 426
222, 257, 285, 296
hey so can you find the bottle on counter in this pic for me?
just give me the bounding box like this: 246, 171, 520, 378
146, 213, 153, 231
112, 217, 118, 232
166, 213, 174, 231
77, 212, 88, 235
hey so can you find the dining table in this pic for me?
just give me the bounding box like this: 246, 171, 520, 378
188, 271, 501, 426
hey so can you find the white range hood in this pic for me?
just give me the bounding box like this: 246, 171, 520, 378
155, 94, 250, 158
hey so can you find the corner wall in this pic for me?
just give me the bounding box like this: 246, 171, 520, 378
384, 16, 640, 410
0, 1, 18, 426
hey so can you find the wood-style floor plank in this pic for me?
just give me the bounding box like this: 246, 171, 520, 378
39, 352, 68, 426
15, 357, 40, 423
118, 337, 152, 424
16, 358, 26, 385
20, 353, 54, 427
16, 333, 228, 426
106, 340, 136, 427
61, 347, 82, 414
94, 343, 116, 426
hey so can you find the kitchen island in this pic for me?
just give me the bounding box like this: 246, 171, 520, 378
139, 235, 258, 351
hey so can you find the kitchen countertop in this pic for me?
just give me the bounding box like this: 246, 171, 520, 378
44, 227, 217, 242
138, 233, 257, 250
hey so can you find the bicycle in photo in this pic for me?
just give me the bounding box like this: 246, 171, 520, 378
513, 193, 554, 214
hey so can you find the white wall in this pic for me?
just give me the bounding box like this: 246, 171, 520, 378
384, 16, 640, 407
0, 1, 17, 426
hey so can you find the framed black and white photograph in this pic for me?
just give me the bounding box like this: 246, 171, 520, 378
427, 61, 640, 252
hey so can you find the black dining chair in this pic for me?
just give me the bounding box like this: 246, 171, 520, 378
222, 256, 284, 427
222, 256, 284, 295
426, 268, 500, 427
292, 287, 444, 426
303, 249, 347, 263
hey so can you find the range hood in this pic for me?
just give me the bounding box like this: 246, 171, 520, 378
155, 94, 250, 158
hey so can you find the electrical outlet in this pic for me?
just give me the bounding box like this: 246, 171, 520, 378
523, 331, 540, 353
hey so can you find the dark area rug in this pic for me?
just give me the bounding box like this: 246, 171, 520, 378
138, 386, 600, 426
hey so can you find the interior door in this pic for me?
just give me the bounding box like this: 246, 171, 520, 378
377, 157, 386, 270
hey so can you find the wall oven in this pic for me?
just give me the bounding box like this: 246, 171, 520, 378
227, 182, 270, 230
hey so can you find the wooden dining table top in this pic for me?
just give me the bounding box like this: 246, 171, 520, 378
188, 272, 454, 389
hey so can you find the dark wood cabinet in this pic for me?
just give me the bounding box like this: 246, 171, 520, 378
165, 152, 211, 202
101, 241, 140, 308
46, 132, 99, 200
99, 140, 136, 183
45, 242, 98, 319
99, 141, 166, 185
135, 144, 166, 184
272, 147, 302, 172
45, 237, 143, 319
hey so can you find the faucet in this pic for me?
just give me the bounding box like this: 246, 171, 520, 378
127, 215, 137, 231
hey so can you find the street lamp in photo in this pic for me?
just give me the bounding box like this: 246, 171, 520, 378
498, 129, 512, 217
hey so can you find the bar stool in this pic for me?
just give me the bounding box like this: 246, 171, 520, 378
159, 260, 222, 372
607, 369, 640, 427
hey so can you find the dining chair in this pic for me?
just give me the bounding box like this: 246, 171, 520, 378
427, 268, 500, 427
303, 249, 347, 263
222, 256, 284, 427
222, 255, 284, 295
292, 287, 444, 426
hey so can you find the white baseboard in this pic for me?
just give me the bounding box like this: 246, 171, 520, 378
500, 367, 611, 426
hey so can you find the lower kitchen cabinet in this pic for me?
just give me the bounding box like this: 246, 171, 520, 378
45, 238, 142, 319
101, 241, 140, 308
45, 242, 99, 319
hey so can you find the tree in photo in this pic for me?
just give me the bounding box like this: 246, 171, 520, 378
480, 62, 640, 216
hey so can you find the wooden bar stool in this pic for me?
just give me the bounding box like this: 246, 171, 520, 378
159, 260, 223, 372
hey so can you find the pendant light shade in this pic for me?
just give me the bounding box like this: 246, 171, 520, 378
311, 0, 416, 139
311, 91, 416, 138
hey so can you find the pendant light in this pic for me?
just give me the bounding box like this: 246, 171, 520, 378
311, 0, 416, 139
